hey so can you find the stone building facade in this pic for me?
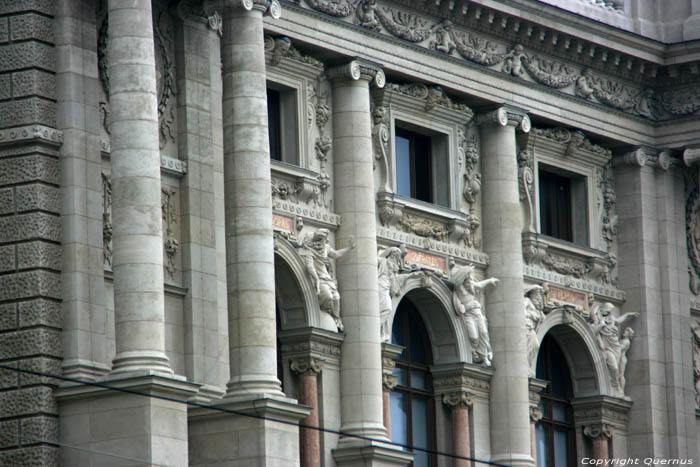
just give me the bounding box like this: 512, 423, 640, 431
1, 0, 700, 465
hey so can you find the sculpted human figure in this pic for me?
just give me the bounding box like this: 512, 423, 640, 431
300, 229, 355, 332
524, 285, 546, 376
377, 245, 406, 342
618, 327, 634, 392
590, 302, 639, 397
451, 264, 499, 366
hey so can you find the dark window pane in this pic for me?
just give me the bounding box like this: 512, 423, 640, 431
410, 370, 427, 391
413, 133, 432, 203
536, 424, 549, 467
553, 429, 568, 467
412, 396, 430, 467
539, 169, 572, 241
267, 88, 281, 161
390, 392, 408, 445
396, 135, 411, 198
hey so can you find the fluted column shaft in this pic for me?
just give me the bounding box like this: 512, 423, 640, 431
108, 0, 171, 374
477, 107, 532, 466
221, 1, 282, 397
330, 61, 387, 440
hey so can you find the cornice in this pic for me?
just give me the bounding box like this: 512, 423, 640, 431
278, 0, 700, 124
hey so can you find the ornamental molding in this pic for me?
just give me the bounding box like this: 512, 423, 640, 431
442, 390, 474, 408
571, 395, 632, 430
693, 319, 700, 408
264, 35, 323, 69
279, 327, 345, 366
289, 0, 700, 122
687, 187, 700, 296
583, 423, 614, 440
0, 125, 63, 147
290, 356, 325, 375
431, 363, 493, 398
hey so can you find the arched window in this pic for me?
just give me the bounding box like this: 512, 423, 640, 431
535, 333, 576, 467
390, 298, 436, 467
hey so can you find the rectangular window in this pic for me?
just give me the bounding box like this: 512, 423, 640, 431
267, 83, 298, 164
538, 165, 588, 245
395, 125, 449, 207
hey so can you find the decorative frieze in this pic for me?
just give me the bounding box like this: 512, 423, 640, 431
442, 390, 474, 408
693, 320, 700, 408
687, 187, 700, 295
290, 356, 324, 375
0, 125, 63, 147
264, 35, 323, 69
161, 187, 180, 282
101, 172, 112, 269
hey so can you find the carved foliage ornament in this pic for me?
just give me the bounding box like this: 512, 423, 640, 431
692, 320, 700, 408
687, 188, 700, 296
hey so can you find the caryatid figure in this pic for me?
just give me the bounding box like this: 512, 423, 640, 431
524, 284, 546, 376
377, 245, 406, 342
589, 302, 639, 397
300, 229, 355, 332
451, 264, 499, 366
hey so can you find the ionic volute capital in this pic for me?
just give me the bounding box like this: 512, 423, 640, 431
290, 356, 324, 375
442, 390, 474, 409
476, 107, 530, 132
219, 0, 281, 18
684, 148, 700, 168
583, 423, 613, 440
327, 60, 385, 88
613, 147, 647, 167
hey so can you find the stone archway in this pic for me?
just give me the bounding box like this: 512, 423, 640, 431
391, 277, 470, 365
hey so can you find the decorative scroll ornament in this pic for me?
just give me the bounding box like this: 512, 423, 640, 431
161, 188, 179, 281
575, 69, 655, 119
290, 356, 324, 375
442, 390, 474, 408
386, 83, 473, 117
692, 321, 700, 408
687, 188, 700, 295
264, 35, 323, 68
208, 11, 223, 36
372, 106, 391, 193
102, 172, 113, 268
583, 423, 613, 440
589, 303, 638, 398
450, 264, 499, 366
543, 253, 588, 278
598, 164, 618, 255
450, 29, 503, 66
518, 149, 535, 232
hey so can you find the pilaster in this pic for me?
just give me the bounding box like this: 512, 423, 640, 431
291, 356, 324, 467
476, 105, 533, 467
381, 342, 402, 433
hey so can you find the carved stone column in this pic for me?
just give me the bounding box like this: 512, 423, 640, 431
477, 106, 533, 467
328, 61, 411, 467
108, 0, 171, 375
381, 343, 403, 434
221, 0, 283, 398
528, 378, 547, 464
291, 357, 324, 467
442, 391, 474, 467
584, 424, 613, 461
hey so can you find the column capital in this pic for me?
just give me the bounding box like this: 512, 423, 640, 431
475, 106, 530, 132
442, 390, 474, 409
530, 406, 543, 423
583, 423, 613, 440
684, 148, 700, 167
290, 356, 325, 375
327, 60, 385, 88
219, 0, 281, 18
613, 147, 674, 170
381, 342, 403, 391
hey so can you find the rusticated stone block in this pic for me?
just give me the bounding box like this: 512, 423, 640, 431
10, 13, 53, 42
0, 17, 7, 43
16, 183, 60, 212
17, 241, 60, 270
0, 446, 58, 466
21, 415, 58, 444
0, 328, 62, 360
0, 244, 15, 272
18, 298, 60, 328
0, 269, 61, 301
0, 386, 57, 417
0, 361, 18, 389
0, 155, 59, 185
19, 357, 62, 386
0, 187, 12, 213
0, 420, 18, 448
0, 97, 55, 127
12, 69, 55, 99
0, 303, 17, 330
0, 73, 9, 99
0, 0, 55, 16
0, 212, 60, 243
0, 42, 55, 72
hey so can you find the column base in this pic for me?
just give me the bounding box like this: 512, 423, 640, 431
332, 441, 414, 467
188, 395, 310, 466
110, 350, 174, 376
225, 374, 285, 399
61, 358, 111, 381
55, 374, 199, 467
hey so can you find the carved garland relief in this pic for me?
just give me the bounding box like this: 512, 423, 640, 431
296, 0, 697, 121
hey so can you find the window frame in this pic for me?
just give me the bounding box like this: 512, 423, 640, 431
266, 80, 300, 166
391, 299, 437, 467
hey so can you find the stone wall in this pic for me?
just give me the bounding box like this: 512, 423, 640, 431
0, 0, 61, 464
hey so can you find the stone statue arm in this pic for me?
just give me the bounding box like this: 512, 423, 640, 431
303, 255, 321, 294
615, 312, 639, 325
473, 277, 499, 290
329, 237, 356, 259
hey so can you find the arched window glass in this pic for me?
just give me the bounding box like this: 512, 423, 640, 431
390, 298, 435, 467
535, 333, 576, 467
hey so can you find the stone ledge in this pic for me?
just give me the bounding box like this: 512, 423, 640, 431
188, 394, 310, 423
55, 372, 200, 402
332, 440, 415, 467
